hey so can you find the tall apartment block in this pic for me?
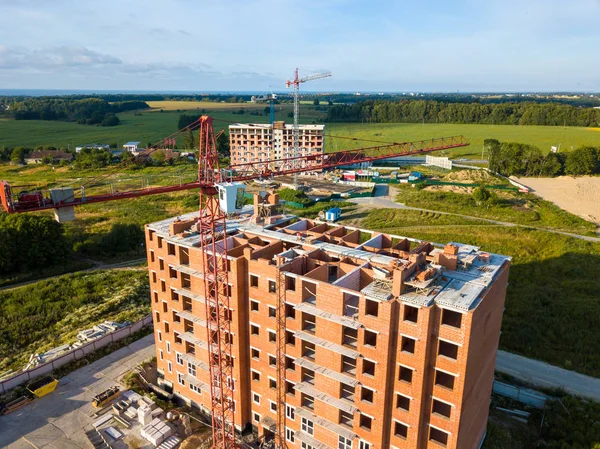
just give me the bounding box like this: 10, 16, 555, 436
229, 122, 325, 169
146, 205, 510, 449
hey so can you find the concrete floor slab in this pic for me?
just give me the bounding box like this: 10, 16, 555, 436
51, 409, 92, 437
5, 439, 35, 449
22, 424, 65, 448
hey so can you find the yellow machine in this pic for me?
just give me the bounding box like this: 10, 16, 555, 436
92, 386, 120, 408
27, 376, 59, 398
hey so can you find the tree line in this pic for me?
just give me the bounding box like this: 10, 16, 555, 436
327, 99, 600, 127
7, 98, 149, 126
487, 139, 599, 177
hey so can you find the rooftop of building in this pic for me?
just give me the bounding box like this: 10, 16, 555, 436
229, 122, 325, 131
147, 207, 510, 313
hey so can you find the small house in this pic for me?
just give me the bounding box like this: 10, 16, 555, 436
325, 207, 341, 222
123, 141, 142, 155
25, 151, 73, 165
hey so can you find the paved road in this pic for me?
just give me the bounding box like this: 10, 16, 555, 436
0, 334, 155, 449
0, 258, 147, 292
349, 194, 600, 243
495, 350, 600, 401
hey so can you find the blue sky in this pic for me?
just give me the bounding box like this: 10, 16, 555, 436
0, 0, 598, 92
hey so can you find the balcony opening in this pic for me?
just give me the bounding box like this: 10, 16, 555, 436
269, 355, 276, 367
435, 370, 455, 391
394, 422, 408, 439
365, 299, 379, 317
401, 336, 416, 354
167, 243, 176, 256
169, 267, 177, 279
302, 368, 315, 385
343, 293, 360, 318
364, 330, 377, 348
269, 331, 276, 343
302, 313, 316, 334
302, 341, 316, 360
251, 300, 259, 312
250, 274, 259, 288
181, 273, 191, 289
343, 327, 358, 348
403, 305, 418, 323
269, 378, 277, 389
252, 371, 260, 382
362, 359, 375, 377
159, 259, 165, 271
441, 309, 462, 329
179, 247, 189, 266
342, 356, 356, 376
173, 311, 180, 323
438, 341, 459, 360
429, 427, 449, 447
396, 394, 410, 411
340, 383, 355, 402
339, 411, 353, 428
251, 324, 259, 336
171, 290, 179, 302
268, 306, 276, 318
269, 280, 277, 293
184, 320, 193, 334
301, 393, 314, 410
251, 348, 260, 360
432, 399, 452, 419
183, 296, 192, 312
399, 366, 413, 383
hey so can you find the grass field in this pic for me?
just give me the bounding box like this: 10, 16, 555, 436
0, 103, 326, 149
0, 269, 150, 373
325, 122, 600, 158
2, 101, 600, 156
146, 100, 270, 111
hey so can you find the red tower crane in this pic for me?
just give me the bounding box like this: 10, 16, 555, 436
0, 116, 468, 449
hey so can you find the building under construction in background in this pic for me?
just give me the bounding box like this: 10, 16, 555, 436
145, 192, 510, 449
229, 122, 325, 170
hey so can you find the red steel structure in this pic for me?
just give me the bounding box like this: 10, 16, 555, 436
195, 117, 236, 449
0, 116, 469, 449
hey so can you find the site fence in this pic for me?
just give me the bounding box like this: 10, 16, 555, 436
493, 380, 548, 409
0, 314, 153, 395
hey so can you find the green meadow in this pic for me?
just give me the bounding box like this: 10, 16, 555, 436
1, 101, 599, 156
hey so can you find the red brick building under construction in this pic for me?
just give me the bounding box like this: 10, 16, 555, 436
145, 199, 510, 449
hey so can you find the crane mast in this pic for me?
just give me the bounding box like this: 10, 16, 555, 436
286, 69, 332, 187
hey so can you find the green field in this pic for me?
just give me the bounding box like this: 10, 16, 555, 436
2, 102, 600, 155
0, 269, 150, 373
0, 103, 326, 149
325, 122, 600, 158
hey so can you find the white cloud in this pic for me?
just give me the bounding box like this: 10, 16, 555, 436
0, 46, 122, 69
